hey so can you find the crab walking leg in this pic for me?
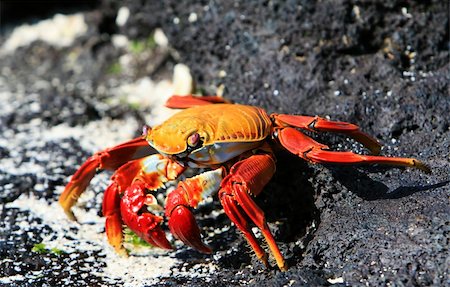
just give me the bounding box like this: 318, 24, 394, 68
220, 191, 269, 268
219, 153, 288, 271
273, 114, 382, 155
165, 168, 225, 253
103, 182, 124, 254
278, 127, 431, 173
116, 154, 186, 250
60, 137, 155, 220
165, 95, 231, 109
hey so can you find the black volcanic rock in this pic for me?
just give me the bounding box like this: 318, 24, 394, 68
0, 1, 448, 286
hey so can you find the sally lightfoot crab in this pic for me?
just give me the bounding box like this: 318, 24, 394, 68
60, 95, 430, 271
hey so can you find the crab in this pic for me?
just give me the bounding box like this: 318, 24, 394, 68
60, 95, 430, 271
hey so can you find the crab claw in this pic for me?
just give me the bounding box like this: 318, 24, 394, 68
120, 181, 172, 250
165, 185, 212, 253
168, 205, 212, 253
139, 215, 173, 250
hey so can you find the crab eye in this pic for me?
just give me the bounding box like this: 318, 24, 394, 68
142, 125, 151, 136
187, 133, 200, 147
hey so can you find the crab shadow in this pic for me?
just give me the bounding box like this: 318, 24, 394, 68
258, 150, 320, 268
327, 166, 449, 200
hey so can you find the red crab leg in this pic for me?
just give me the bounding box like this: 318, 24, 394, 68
118, 154, 186, 250
59, 137, 154, 221
165, 95, 231, 109
165, 168, 224, 253
277, 127, 431, 173
273, 114, 382, 155
103, 182, 124, 254
219, 153, 288, 271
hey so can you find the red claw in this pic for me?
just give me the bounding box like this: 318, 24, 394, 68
168, 205, 212, 253
120, 181, 172, 250
145, 224, 173, 250
166, 186, 212, 253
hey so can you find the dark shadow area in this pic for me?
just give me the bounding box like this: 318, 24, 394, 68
173, 197, 250, 270
257, 149, 320, 267
329, 166, 448, 200
171, 248, 211, 262
387, 180, 450, 199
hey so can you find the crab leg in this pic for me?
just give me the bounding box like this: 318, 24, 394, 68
103, 181, 124, 254
219, 153, 288, 271
278, 127, 431, 173
60, 137, 154, 221
165, 168, 224, 253
165, 95, 230, 109
273, 114, 382, 155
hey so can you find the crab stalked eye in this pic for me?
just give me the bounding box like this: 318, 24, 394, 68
187, 133, 200, 147
142, 125, 151, 137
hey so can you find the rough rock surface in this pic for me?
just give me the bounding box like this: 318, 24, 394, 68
0, 1, 448, 286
